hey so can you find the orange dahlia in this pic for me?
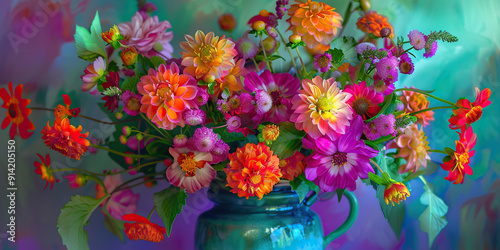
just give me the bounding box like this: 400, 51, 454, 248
400, 89, 434, 127
54, 94, 80, 125
34, 153, 58, 190
279, 151, 306, 181
41, 118, 90, 160
384, 182, 410, 205
0, 82, 35, 139
137, 63, 198, 130
180, 30, 237, 80
224, 143, 282, 199
356, 11, 394, 39
214, 58, 248, 96
122, 214, 166, 242
387, 123, 430, 173
286, 0, 343, 49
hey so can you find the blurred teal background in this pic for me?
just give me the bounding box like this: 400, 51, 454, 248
0, 0, 499, 249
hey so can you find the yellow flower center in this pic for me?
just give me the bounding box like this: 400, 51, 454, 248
262, 124, 280, 141
126, 97, 141, 111
250, 174, 262, 184
457, 152, 469, 166
156, 87, 172, 99
228, 98, 241, 109
317, 55, 330, 68
178, 152, 198, 177
317, 97, 334, 112
279, 159, 287, 168
200, 45, 216, 63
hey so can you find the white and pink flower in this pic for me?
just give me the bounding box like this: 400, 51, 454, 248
166, 147, 215, 193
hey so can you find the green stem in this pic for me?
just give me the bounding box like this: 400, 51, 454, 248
252, 57, 260, 71
259, 34, 273, 72
147, 206, 157, 220
428, 149, 447, 154
131, 129, 165, 140
90, 143, 151, 159
394, 88, 458, 108
370, 159, 384, 173
407, 106, 455, 116
52, 167, 107, 176
30, 107, 141, 124
295, 48, 307, 74
140, 113, 172, 141
276, 29, 299, 78
418, 175, 429, 187
113, 160, 163, 175
112, 172, 165, 194
337, 1, 352, 37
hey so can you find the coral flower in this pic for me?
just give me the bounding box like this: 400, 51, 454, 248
356, 11, 394, 39
225, 143, 282, 199
303, 116, 378, 191
448, 87, 491, 130
34, 154, 58, 190
167, 147, 216, 193
138, 63, 199, 130
122, 214, 166, 242
279, 151, 306, 181
101, 25, 122, 44
80, 57, 106, 94
218, 13, 237, 31
65, 173, 88, 189
121, 46, 138, 67
119, 12, 174, 59
441, 126, 477, 184
0, 82, 35, 139
96, 173, 140, 220
41, 118, 90, 160
400, 89, 434, 127
387, 124, 431, 173
343, 81, 384, 120
180, 30, 237, 80
384, 182, 410, 205
290, 76, 353, 140
214, 58, 248, 96
286, 0, 343, 49
245, 70, 300, 125
54, 94, 80, 125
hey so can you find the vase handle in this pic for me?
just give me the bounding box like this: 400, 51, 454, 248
322, 191, 359, 248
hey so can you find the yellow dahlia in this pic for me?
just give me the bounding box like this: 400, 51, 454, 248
286, 0, 343, 49
224, 143, 282, 199
180, 30, 237, 80
387, 124, 431, 173
214, 58, 247, 96
290, 76, 353, 140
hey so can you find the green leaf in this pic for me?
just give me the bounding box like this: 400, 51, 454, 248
134, 55, 154, 77
298, 174, 320, 193
336, 188, 345, 203
212, 159, 229, 171
57, 195, 108, 250
328, 48, 345, 65
269, 122, 306, 159
385, 156, 408, 183
153, 186, 188, 236
330, 36, 360, 66
289, 177, 310, 203
145, 139, 171, 155
368, 172, 385, 185
381, 93, 397, 115
418, 185, 448, 247
108, 61, 119, 72
207, 82, 216, 95
121, 76, 140, 94
268, 55, 285, 61
103, 214, 125, 242
150, 56, 167, 69
376, 185, 406, 239
74, 11, 107, 62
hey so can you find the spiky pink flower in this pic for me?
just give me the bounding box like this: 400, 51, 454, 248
374, 114, 396, 136
363, 121, 380, 141
376, 55, 398, 83
183, 109, 206, 126
192, 127, 219, 152
398, 53, 414, 75
423, 40, 438, 58
408, 30, 426, 50
255, 90, 273, 115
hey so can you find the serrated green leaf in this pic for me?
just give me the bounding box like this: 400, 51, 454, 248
330, 36, 359, 66
103, 214, 125, 242
57, 195, 108, 250
212, 159, 229, 171
121, 76, 140, 94
418, 185, 448, 247
290, 177, 310, 203
150, 56, 167, 69
153, 186, 188, 236
134, 55, 154, 77
269, 122, 306, 159
74, 11, 107, 62
328, 48, 345, 65
376, 185, 405, 239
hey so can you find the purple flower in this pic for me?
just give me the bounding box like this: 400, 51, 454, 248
255, 90, 273, 115
195, 88, 209, 106
313, 53, 333, 73
398, 53, 414, 75
183, 109, 206, 126
423, 40, 438, 58
275, 0, 289, 19
210, 139, 230, 164
375, 55, 398, 83
244, 70, 300, 125
363, 121, 380, 141
235, 31, 259, 59
374, 114, 396, 136
121, 90, 142, 116
227, 116, 242, 132
355, 42, 377, 55
88, 137, 101, 155
138, 3, 158, 20
192, 127, 219, 152
303, 116, 378, 192
408, 30, 427, 50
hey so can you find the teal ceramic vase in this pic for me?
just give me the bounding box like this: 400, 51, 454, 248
195, 183, 358, 249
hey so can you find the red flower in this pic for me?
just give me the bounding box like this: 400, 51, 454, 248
384, 182, 410, 205
122, 214, 166, 242
440, 126, 476, 184
54, 94, 80, 125
34, 154, 59, 190
448, 87, 491, 130
0, 82, 35, 139
41, 118, 90, 160
219, 13, 237, 31
101, 72, 121, 112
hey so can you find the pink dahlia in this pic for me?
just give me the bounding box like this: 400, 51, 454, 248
290, 76, 353, 140
343, 81, 384, 120
96, 173, 140, 220
121, 90, 142, 116
166, 147, 216, 193
387, 123, 431, 173
137, 63, 198, 130
303, 116, 378, 191
80, 56, 106, 94
118, 12, 174, 59
408, 30, 426, 50
244, 70, 300, 125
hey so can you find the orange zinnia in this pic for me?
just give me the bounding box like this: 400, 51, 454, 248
224, 143, 282, 199
286, 0, 342, 49
54, 94, 80, 125
356, 11, 394, 39
41, 118, 90, 160
400, 89, 435, 127
0, 82, 35, 139
122, 214, 166, 242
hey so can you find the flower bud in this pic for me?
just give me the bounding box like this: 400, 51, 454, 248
218, 13, 237, 31
252, 21, 266, 32
379, 27, 392, 38
119, 135, 128, 144
203, 74, 215, 84
115, 112, 123, 120
136, 133, 144, 141
173, 134, 188, 148
121, 46, 138, 66
360, 0, 371, 12
122, 126, 132, 136
289, 34, 302, 44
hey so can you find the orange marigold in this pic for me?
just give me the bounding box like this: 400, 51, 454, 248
400, 89, 434, 127
41, 118, 90, 160
286, 0, 342, 49
122, 214, 166, 242
356, 11, 394, 39
279, 151, 306, 180
224, 143, 282, 199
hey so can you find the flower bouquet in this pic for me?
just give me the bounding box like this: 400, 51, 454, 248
1, 0, 492, 249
